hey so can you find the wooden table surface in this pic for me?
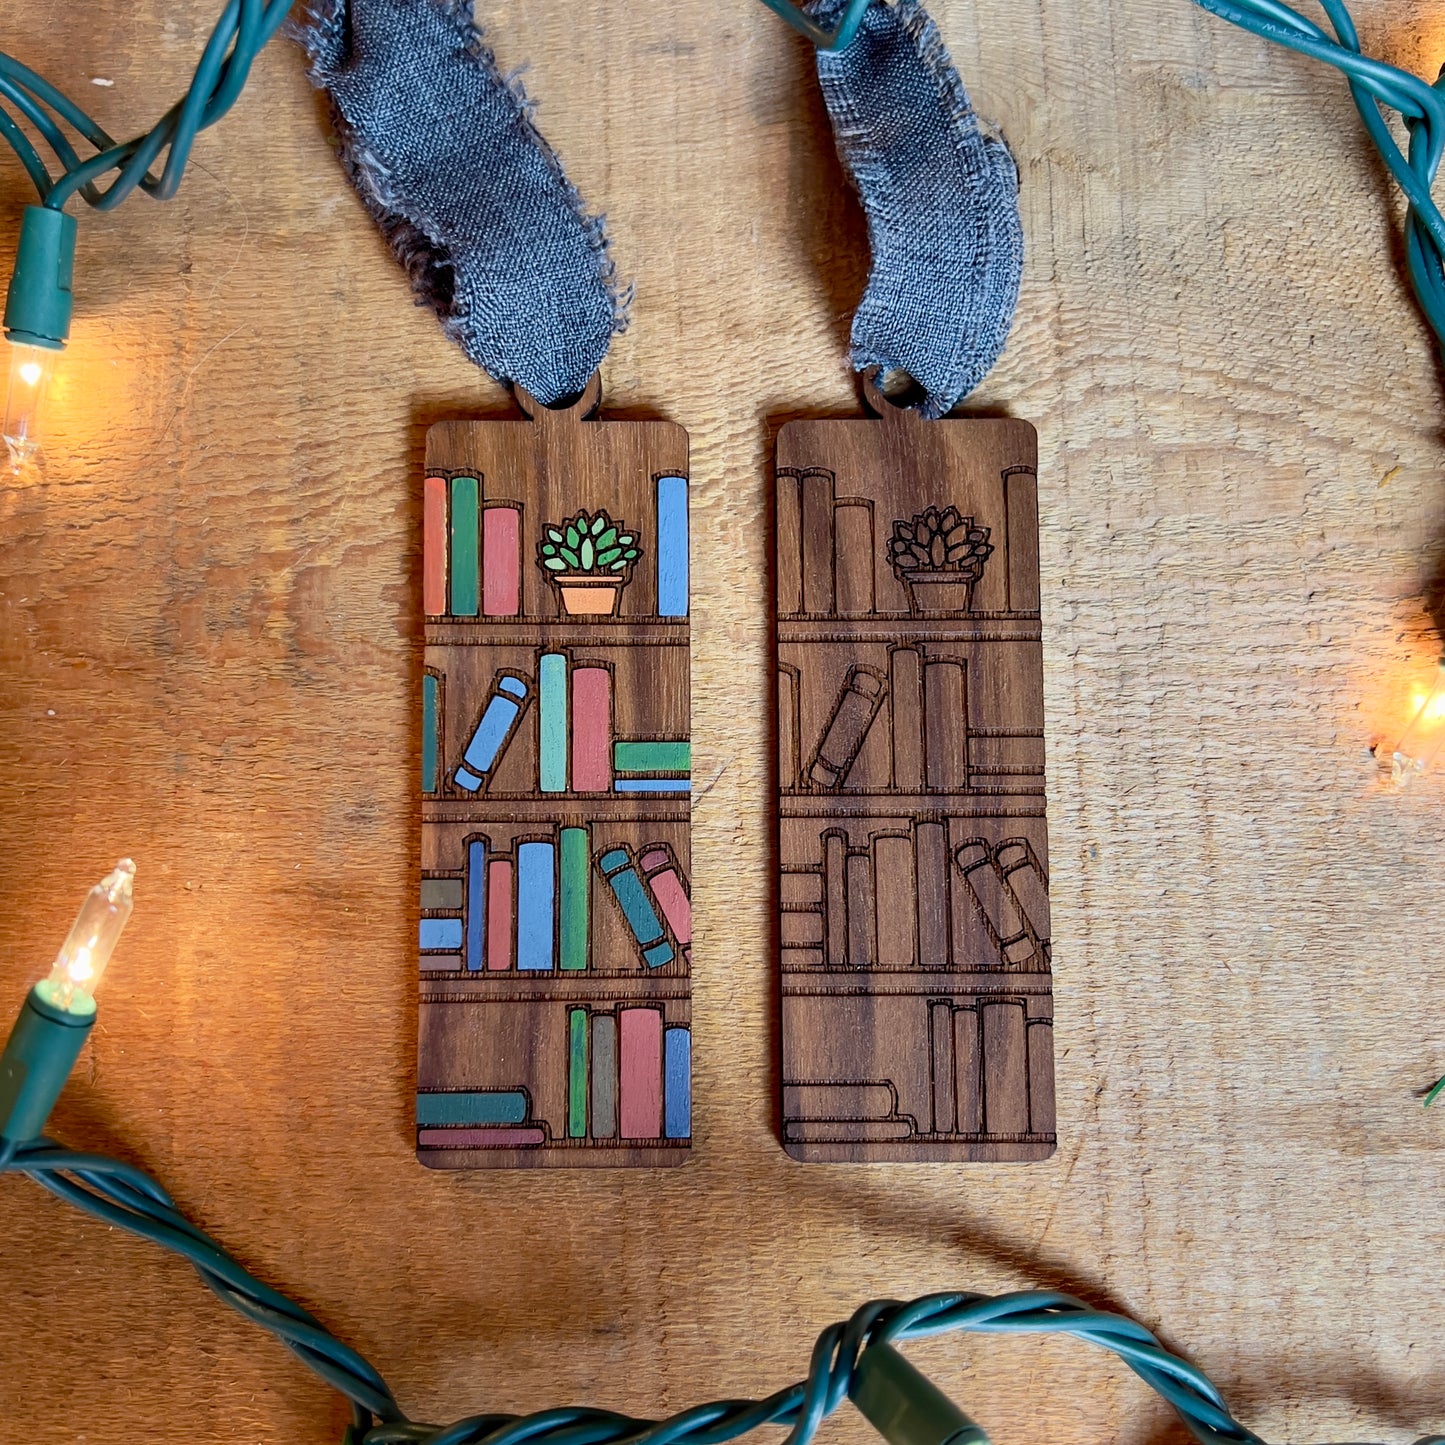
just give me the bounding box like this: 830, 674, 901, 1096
3, 1, 1444, 1441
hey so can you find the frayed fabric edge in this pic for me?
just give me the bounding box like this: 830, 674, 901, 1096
816, 0, 1023, 418
291, 0, 630, 387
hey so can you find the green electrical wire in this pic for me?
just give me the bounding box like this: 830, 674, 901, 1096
1193, 0, 1445, 348
0, 0, 1441, 1429
0, 1134, 1269, 1445
0, 0, 290, 213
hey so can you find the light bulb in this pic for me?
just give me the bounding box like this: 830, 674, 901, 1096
1391, 658, 1445, 788
41, 859, 136, 1016
3, 339, 57, 473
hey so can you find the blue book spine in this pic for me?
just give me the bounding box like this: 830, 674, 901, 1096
454, 673, 530, 792
465, 838, 486, 972
656, 475, 689, 618
420, 918, 463, 950
664, 1026, 691, 1139
517, 840, 556, 970
538, 652, 568, 793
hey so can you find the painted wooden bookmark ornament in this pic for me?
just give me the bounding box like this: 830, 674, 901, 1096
419, 378, 692, 1168
300, 0, 691, 1166
774, 0, 1055, 1161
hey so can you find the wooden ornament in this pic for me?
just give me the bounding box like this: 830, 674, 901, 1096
775, 376, 1056, 1163
419, 376, 692, 1168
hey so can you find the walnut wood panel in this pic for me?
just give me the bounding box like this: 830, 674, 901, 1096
421, 379, 692, 1167
775, 392, 1055, 1162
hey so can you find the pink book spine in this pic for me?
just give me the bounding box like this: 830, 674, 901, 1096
482, 506, 520, 616
571, 667, 612, 792
417, 1127, 545, 1149
639, 848, 692, 965
486, 858, 514, 970
423, 476, 448, 616
618, 1008, 663, 1139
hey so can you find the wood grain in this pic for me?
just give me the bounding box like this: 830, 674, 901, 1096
420, 381, 691, 1167
775, 395, 1054, 1162
2, 0, 1445, 1442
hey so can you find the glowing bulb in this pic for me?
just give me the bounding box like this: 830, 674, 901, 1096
40, 859, 136, 1016
1391, 659, 1445, 788
3, 339, 58, 473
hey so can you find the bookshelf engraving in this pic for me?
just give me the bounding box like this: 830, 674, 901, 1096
419, 378, 691, 1168
775, 396, 1056, 1163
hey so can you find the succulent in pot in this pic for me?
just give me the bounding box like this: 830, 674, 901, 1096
887, 506, 993, 615
537, 510, 641, 616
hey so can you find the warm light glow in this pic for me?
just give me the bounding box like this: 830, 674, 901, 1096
3, 340, 58, 473
42, 859, 135, 1014
1391, 659, 1445, 788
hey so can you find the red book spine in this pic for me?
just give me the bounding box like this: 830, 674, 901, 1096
571, 667, 612, 792
486, 858, 514, 970
639, 848, 691, 964
618, 1008, 663, 1139
482, 506, 520, 616
423, 476, 448, 616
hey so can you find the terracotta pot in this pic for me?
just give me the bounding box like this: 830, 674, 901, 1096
555, 574, 625, 616
900, 572, 977, 616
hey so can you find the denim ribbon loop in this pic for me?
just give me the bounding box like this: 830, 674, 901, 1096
299, 0, 1021, 416
812, 0, 1024, 416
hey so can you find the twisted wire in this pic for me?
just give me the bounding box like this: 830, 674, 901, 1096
1195, 0, 1445, 347
0, 0, 290, 212
2, 1136, 1265, 1445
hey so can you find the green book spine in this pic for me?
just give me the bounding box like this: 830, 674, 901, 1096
560, 826, 589, 971
449, 476, 480, 617
568, 1008, 588, 1139
613, 741, 690, 774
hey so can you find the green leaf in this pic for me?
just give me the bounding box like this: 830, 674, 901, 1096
622, 547, 639, 561
547, 528, 564, 543
590, 515, 608, 535
564, 524, 581, 549
597, 546, 622, 566
559, 546, 581, 568
580, 536, 596, 570
618, 534, 634, 546
543, 557, 567, 571
595, 526, 618, 550
608, 557, 628, 571
540, 541, 558, 556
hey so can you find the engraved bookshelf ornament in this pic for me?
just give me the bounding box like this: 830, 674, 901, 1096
422, 378, 693, 1169
301, 0, 691, 1167
774, 0, 1056, 1162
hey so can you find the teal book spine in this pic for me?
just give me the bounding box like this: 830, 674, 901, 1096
559, 826, 589, 971
599, 847, 674, 968
421, 672, 440, 794
539, 652, 568, 793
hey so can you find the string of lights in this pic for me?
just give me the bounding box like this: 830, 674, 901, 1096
1193, 0, 1445, 346
0, 864, 1430, 1445
2, 3, 1444, 1442
0, 0, 288, 468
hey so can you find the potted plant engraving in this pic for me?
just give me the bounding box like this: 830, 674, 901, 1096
887, 506, 993, 615
537, 509, 641, 616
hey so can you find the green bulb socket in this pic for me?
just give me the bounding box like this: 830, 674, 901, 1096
0, 982, 94, 1145
4, 205, 77, 351
850, 1344, 990, 1445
